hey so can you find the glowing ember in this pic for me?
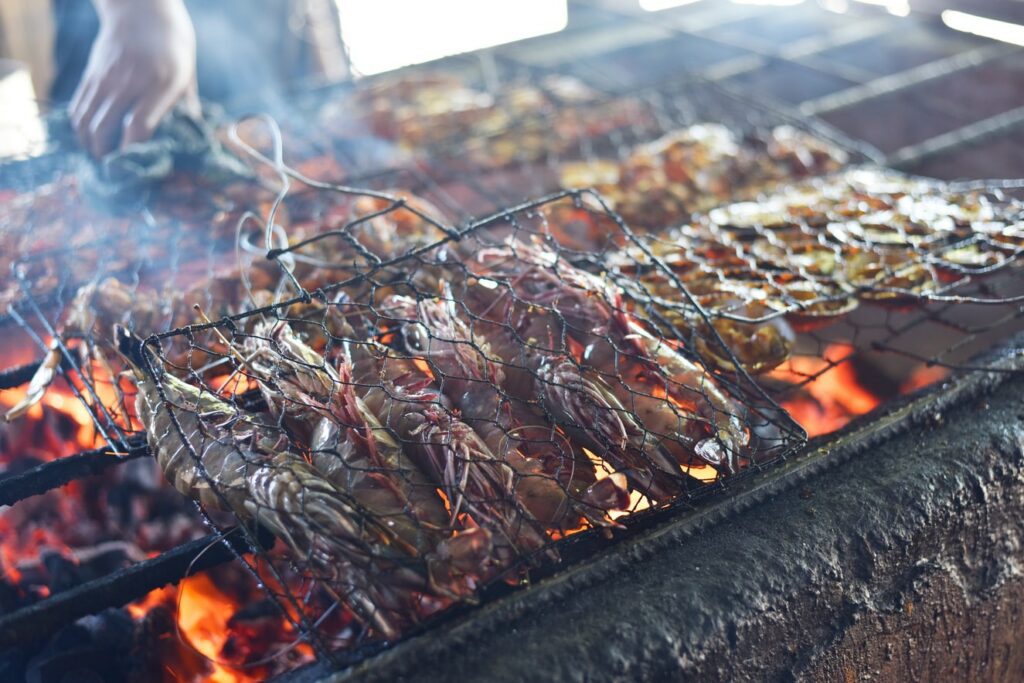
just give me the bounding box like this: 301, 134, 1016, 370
582, 447, 654, 520
412, 357, 435, 379
210, 373, 259, 399
900, 363, 950, 394
0, 381, 105, 454
770, 344, 880, 438
681, 463, 718, 482
0, 341, 309, 683
177, 575, 253, 683
127, 584, 176, 620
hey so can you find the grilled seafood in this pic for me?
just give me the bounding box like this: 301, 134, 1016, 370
349, 339, 552, 564
604, 167, 1024, 369
460, 238, 749, 475
243, 320, 497, 600
378, 292, 629, 528
424, 267, 686, 499
245, 324, 445, 528
336, 71, 639, 167
347, 191, 451, 261
703, 169, 1015, 296
617, 269, 797, 375
5, 183, 452, 423
13, 90, 1024, 656
123, 331, 424, 637
493, 241, 745, 471
4, 272, 270, 423
559, 124, 848, 236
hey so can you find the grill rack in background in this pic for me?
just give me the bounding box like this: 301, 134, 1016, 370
293, 61, 1024, 409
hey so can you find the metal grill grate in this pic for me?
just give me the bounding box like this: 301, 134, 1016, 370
3, 122, 1023, 667
1, 3, 1024, 677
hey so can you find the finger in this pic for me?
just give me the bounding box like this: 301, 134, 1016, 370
88, 92, 138, 158
182, 81, 201, 119
120, 83, 187, 149
70, 80, 104, 152
69, 76, 98, 124
121, 91, 173, 148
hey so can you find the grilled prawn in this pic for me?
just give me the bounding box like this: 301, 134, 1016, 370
423, 262, 686, 500
122, 331, 423, 638
243, 321, 499, 600
378, 293, 629, 529
347, 339, 553, 565
468, 239, 749, 474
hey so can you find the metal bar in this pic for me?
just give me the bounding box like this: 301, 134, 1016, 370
799, 44, 1013, 116
779, 18, 893, 60
792, 54, 877, 85
0, 360, 43, 390
0, 526, 274, 649
0, 438, 149, 507
501, 23, 675, 66
645, 3, 771, 35
699, 17, 893, 86
10, 292, 127, 453
0, 397, 264, 507
887, 104, 1024, 168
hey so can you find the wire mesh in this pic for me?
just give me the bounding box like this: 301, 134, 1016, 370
1, 65, 1023, 669
305, 72, 886, 226
110, 175, 802, 648
314, 71, 880, 175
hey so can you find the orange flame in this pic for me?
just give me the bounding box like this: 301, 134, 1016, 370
770, 344, 880, 438
581, 447, 653, 520
177, 574, 254, 683
900, 363, 950, 394
411, 357, 435, 380
209, 373, 259, 399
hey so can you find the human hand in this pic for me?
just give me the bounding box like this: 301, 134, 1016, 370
70, 0, 199, 158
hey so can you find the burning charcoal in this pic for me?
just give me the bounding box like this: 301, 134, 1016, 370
40, 551, 81, 596
0, 646, 30, 683
559, 123, 849, 238
132, 605, 211, 683
3, 61, 1023, 683
24, 608, 134, 683
64, 544, 139, 585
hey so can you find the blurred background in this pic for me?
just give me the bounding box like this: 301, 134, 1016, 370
1, 0, 1022, 176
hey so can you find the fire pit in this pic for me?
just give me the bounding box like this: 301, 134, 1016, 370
1, 2, 1023, 682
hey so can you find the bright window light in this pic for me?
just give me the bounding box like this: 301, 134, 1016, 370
335, 0, 568, 76
0, 61, 46, 158
942, 10, 1024, 47
730, 0, 804, 5
850, 0, 909, 17
640, 0, 702, 10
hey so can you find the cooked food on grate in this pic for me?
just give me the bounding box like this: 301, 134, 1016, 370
119, 256, 752, 635
560, 124, 849, 233
327, 71, 644, 166
605, 167, 1022, 374
5, 99, 1023, 646
0, 173, 258, 315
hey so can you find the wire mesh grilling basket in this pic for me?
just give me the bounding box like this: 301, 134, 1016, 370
1, 65, 1023, 665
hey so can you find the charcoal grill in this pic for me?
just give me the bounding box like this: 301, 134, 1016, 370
1, 2, 1024, 681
